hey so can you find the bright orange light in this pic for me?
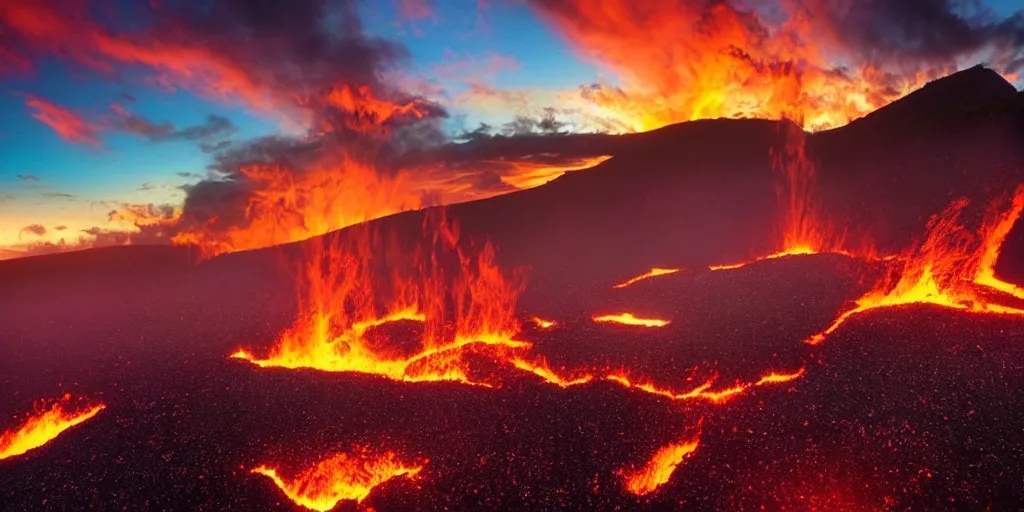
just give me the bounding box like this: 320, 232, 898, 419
510, 357, 594, 388
0, 394, 105, 461
251, 449, 424, 511
620, 436, 700, 496
530, 317, 557, 329
612, 267, 681, 289
606, 367, 804, 404
232, 210, 528, 385
592, 313, 670, 327
807, 187, 1024, 345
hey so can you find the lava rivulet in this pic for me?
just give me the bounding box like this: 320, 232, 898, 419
620, 436, 701, 496
510, 357, 595, 388
613, 268, 681, 289
0, 394, 105, 461
232, 210, 528, 385
807, 187, 1024, 345
251, 449, 425, 511
592, 313, 670, 327
606, 368, 805, 404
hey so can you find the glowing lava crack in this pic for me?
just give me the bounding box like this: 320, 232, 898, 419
0, 394, 105, 461
251, 449, 425, 511
613, 267, 681, 289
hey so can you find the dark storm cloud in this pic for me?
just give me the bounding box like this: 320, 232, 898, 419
109, 104, 237, 143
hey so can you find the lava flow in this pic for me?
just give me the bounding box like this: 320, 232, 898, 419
592, 313, 670, 327
807, 186, 1024, 345
612, 268, 681, 289
606, 368, 805, 404
251, 448, 425, 511
231, 209, 528, 385
0, 394, 105, 461
620, 435, 701, 496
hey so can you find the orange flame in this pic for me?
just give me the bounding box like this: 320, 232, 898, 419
530, 317, 557, 329
172, 160, 421, 258
232, 210, 527, 385
592, 313, 670, 327
251, 449, 424, 511
0, 394, 105, 461
612, 268, 681, 289
808, 186, 1024, 344
620, 436, 700, 496
530, 1, 969, 132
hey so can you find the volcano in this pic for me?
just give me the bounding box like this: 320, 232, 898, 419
2, 67, 1024, 511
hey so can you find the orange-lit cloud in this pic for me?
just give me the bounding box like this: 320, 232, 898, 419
24, 94, 101, 145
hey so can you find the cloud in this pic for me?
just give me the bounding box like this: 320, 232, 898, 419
524, 0, 1024, 130
16, 173, 39, 181
18, 224, 46, 238
24, 94, 101, 145
53, 225, 66, 231
398, 0, 435, 21
107, 103, 237, 143
42, 192, 76, 199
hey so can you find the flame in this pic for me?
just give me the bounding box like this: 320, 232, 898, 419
613, 268, 681, 289
592, 313, 670, 327
251, 449, 424, 511
606, 368, 804, 404
172, 160, 421, 258
530, 317, 557, 329
620, 436, 700, 496
0, 394, 105, 461
510, 357, 594, 388
808, 187, 1024, 345
232, 210, 528, 385
529, 1, 969, 132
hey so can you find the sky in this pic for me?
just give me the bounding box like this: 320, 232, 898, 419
1, 0, 1022, 256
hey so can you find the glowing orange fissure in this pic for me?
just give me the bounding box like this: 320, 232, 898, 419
620, 435, 701, 496
530, 316, 557, 329
0, 394, 105, 461
612, 267, 681, 289
592, 313, 670, 327
807, 186, 1024, 345
251, 448, 425, 511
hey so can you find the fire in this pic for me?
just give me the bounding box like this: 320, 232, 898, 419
510, 357, 594, 388
232, 210, 528, 385
606, 368, 804, 404
529, 1, 975, 132
592, 313, 670, 327
620, 436, 700, 496
0, 394, 105, 461
251, 449, 425, 511
807, 187, 1024, 345
612, 268, 681, 289
530, 317, 557, 329
172, 160, 421, 258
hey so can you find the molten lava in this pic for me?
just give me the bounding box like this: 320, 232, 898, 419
232, 210, 528, 385
620, 436, 701, 496
530, 317, 557, 329
606, 368, 805, 404
613, 268, 681, 289
251, 448, 425, 511
807, 187, 1024, 345
0, 394, 105, 461
592, 313, 670, 327
510, 357, 594, 388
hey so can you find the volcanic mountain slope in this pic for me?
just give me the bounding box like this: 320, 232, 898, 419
1, 67, 1024, 511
